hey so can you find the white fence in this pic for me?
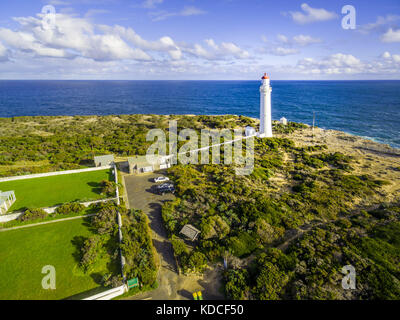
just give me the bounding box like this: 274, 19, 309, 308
0, 165, 112, 183
83, 285, 127, 300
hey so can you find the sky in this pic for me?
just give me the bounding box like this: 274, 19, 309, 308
0, 0, 399, 80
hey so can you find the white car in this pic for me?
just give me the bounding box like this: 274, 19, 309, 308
154, 176, 170, 183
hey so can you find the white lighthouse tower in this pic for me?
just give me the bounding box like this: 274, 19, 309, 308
259, 73, 273, 138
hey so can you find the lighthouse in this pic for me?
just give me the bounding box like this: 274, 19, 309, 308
259, 73, 273, 138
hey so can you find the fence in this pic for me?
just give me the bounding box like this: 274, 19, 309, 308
83, 285, 127, 300
0, 165, 112, 183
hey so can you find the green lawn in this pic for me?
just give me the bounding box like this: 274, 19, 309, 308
0, 217, 115, 300
0, 169, 112, 211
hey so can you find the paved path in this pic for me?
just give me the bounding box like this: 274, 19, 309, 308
0, 213, 96, 232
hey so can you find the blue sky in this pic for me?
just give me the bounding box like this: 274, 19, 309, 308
0, 0, 399, 79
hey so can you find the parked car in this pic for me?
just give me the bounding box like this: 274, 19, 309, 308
156, 183, 175, 195
154, 176, 170, 183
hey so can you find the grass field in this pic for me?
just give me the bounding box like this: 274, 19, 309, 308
0, 169, 112, 211
0, 217, 116, 300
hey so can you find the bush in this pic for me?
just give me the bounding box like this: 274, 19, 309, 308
182, 251, 208, 273
55, 202, 85, 215
19, 208, 47, 221
80, 235, 103, 273
224, 268, 249, 300
100, 180, 117, 197
91, 202, 119, 234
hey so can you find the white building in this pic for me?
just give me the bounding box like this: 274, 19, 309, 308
259, 73, 273, 138
0, 190, 16, 215
94, 154, 115, 167
245, 126, 256, 137
280, 117, 288, 125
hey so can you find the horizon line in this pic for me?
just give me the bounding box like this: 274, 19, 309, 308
0, 79, 399, 81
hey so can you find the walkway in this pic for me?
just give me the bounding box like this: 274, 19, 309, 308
0, 213, 96, 232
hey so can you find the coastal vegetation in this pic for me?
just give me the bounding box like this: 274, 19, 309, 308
0, 114, 255, 177
0, 114, 398, 300
159, 121, 399, 300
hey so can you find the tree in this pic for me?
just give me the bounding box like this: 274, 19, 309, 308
224, 269, 249, 300
253, 258, 289, 300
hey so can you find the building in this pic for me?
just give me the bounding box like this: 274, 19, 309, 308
259, 73, 273, 138
180, 224, 201, 241
0, 190, 16, 215
127, 155, 171, 174
94, 154, 115, 167
280, 117, 288, 125
245, 126, 256, 137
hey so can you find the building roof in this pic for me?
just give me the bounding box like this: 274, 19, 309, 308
262, 73, 269, 79
94, 154, 114, 163
128, 155, 168, 168
180, 224, 201, 241
128, 155, 152, 168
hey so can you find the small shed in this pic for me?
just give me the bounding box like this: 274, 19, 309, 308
94, 154, 115, 167
245, 126, 256, 137
180, 224, 201, 241
280, 117, 288, 126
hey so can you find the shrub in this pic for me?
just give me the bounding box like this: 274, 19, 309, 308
91, 202, 119, 234
224, 268, 249, 300
55, 202, 85, 215
80, 235, 103, 272
100, 180, 117, 197
19, 208, 47, 221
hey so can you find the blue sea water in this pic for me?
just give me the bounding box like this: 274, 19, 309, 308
0, 80, 399, 148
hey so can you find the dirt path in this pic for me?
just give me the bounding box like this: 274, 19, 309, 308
0, 213, 95, 232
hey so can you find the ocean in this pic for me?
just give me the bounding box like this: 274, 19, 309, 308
0, 80, 399, 148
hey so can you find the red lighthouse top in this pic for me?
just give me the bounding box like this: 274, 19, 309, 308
261, 73, 269, 79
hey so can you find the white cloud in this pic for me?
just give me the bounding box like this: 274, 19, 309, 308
0, 14, 152, 61
277, 34, 288, 43
0, 12, 249, 67
261, 34, 320, 56
150, 6, 206, 21
359, 15, 400, 34
267, 47, 299, 56
48, 0, 70, 5
381, 28, 400, 43
296, 53, 363, 74
292, 34, 321, 46
0, 41, 9, 61
289, 3, 338, 24
185, 39, 249, 60
142, 0, 164, 9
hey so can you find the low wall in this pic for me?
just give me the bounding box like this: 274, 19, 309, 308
0, 165, 112, 183
83, 285, 127, 300
0, 212, 24, 223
